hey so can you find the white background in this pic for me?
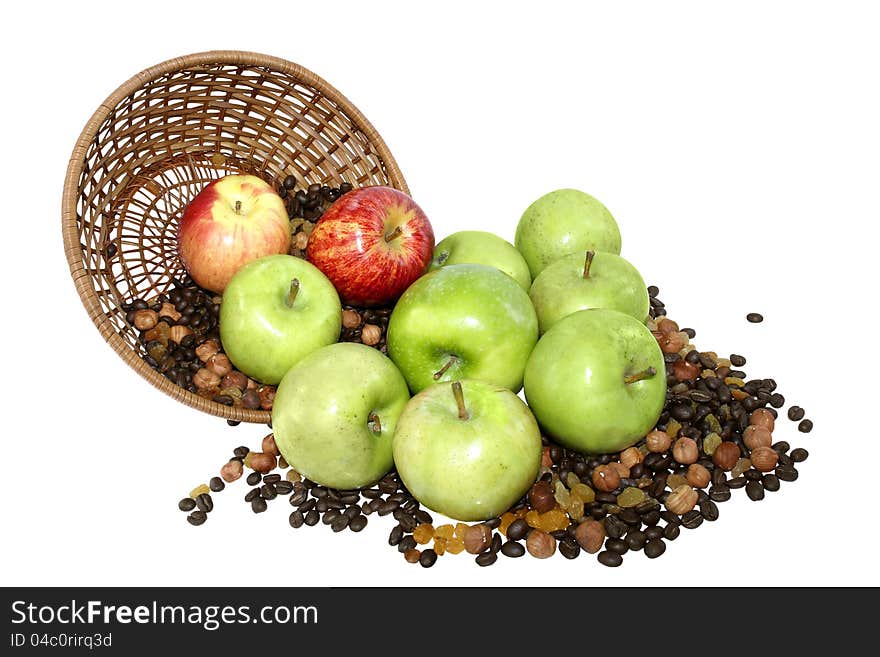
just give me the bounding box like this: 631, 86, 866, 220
1, 0, 877, 587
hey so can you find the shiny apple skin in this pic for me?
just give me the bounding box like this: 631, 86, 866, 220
177, 175, 290, 293
306, 186, 434, 306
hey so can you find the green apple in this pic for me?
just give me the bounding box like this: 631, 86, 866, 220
272, 342, 410, 489
220, 254, 341, 384
530, 250, 649, 334
523, 308, 665, 454
393, 380, 542, 521
387, 263, 538, 393
515, 189, 622, 279
429, 230, 531, 291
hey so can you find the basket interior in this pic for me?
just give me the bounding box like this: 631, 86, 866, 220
66, 54, 406, 420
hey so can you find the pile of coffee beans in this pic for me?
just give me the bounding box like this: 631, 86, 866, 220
279, 176, 353, 258
178, 285, 814, 569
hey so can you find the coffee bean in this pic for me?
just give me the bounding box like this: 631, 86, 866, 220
178, 498, 196, 512
349, 515, 368, 532
787, 406, 805, 421
663, 523, 680, 541
388, 525, 404, 546
762, 474, 781, 491
196, 493, 213, 513
769, 393, 785, 408
261, 484, 277, 500
772, 441, 791, 454
290, 490, 308, 506
378, 500, 399, 516
507, 519, 530, 541
475, 551, 498, 567
209, 477, 225, 492
745, 469, 763, 481
730, 354, 746, 367
275, 481, 293, 495
747, 313, 763, 323
682, 510, 703, 529
246, 472, 261, 486
798, 419, 813, 433
245, 488, 261, 503
605, 515, 628, 539
304, 509, 319, 526
644, 539, 666, 559
709, 485, 731, 502
700, 500, 719, 521
251, 497, 268, 513
490, 533, 503, 553
331, 515, 349, 532
746, 481, 765, 501
262, 474, 281, 484
397, 535, 417, 554
625, 530, 647, 551
559, 537, 580, 559
315, 499, 329, 513
776, 466, 799, 482
289, 511, 304, 528
597, 550, 623, 567
727, 476, 747, 489
343, 506, 361, 520
605, 538, 629, 555
414, 509, 433, 525
187, 511, 207, 526
419, 549, 438, 568
322, 509, 340, 525
790, 448, 809, 463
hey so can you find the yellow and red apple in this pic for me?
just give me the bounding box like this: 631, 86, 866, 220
177, 175, 290, 293
306, 186, 434, 306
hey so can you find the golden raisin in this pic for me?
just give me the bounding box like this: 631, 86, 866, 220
446, 538, 465, 554
413, 523, 435, 545
434, 524, 454, 541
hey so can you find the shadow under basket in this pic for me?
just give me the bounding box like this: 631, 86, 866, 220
62, 50, 409, 423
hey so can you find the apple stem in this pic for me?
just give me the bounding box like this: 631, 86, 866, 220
433, 355, 459, 380
583, 250, 595, 278
285, 278, 300, 307
384, 226, 404, 243
436, 250, 450, 266
624, 367, 657, 385
452, 381, 469, 421
368, 412, 382, 433
234, 200, 242, 215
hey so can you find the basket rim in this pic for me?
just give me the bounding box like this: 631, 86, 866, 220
61, 50, 409, 423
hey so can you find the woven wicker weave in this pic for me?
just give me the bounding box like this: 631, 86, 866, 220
62, 51, 409, 423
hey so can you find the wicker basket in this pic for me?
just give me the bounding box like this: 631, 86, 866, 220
62, 51, 409, 424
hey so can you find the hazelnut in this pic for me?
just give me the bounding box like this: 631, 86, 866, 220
195, 339, 220, 362
712, 441, 741, 471
541, 447, 553, 468
221, 371, 249, 392
743, 425, 772, 451
463, 524, 492, 554
248, 452, 276, 474
658, 331, 688, 354
619, 447, 643, 469
193, 368, 221, 390
656, 318, 680, 335
749, 408, 775, 432
665, 484, 698, 515
133, 309, 159, 331
574, 519, 605, 554
160, 302, 182, 322
686, 463, 711, 488
259, 386, 276, 411
672, 437, 699, 465
169, 325, 193, 344
342, 309, 362, 329
646, 430, 672, 453
294, 231, 309, 250
361, 323, 382, 346
262, 434, 279, 457
609, 462, 630, 479
750, 445, 779, 472
528, 480, 556, 513
673, 359, 700, 382
220, 459, 243, 483
207, 353, 233, 377
592, 465, 621, 492
241, 389, 261, 410
526, 529, 556, 559
246, 378, 258, 390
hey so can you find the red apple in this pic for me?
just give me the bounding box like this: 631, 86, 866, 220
306, 186, 434, 306
177, 174, 290, 293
